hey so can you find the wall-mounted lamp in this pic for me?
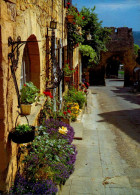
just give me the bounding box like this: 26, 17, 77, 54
50, 20, 57, 29
47, 20, 57, 36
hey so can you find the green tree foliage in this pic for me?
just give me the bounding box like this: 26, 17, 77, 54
79, 45, 98, 63
79, 7, 112, 65
134, 44, 140, 56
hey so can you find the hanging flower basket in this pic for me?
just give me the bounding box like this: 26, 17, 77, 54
9, 114, 35, 144
67, 15, 74, 23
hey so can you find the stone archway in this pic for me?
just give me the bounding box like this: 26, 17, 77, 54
88, 27, 137, 86
21, 34, 40, 89
106, 55, 122, 78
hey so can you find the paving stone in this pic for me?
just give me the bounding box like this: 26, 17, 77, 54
59, 89, 140, 195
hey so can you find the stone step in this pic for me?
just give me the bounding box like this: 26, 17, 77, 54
71, 122, 84, 140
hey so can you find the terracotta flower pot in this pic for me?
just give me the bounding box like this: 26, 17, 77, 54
64, 76, 71, 83
57, 117, 71, 125
67, 15, 74, 23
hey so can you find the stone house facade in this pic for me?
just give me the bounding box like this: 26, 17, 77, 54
0, 0, 81, 192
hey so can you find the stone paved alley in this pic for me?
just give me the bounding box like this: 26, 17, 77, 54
59, 79, 140, 195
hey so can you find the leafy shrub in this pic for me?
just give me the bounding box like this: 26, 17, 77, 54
64, 88, 86, 109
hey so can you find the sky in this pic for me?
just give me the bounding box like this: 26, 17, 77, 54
72, 0, 140, 31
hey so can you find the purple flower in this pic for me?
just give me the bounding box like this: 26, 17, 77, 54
44, 119, 75, 143
9, 173, 58, 195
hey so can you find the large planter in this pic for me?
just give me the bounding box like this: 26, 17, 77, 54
9, 126, 35, 144
67, 15, 74, 23
57, 117, 71, 125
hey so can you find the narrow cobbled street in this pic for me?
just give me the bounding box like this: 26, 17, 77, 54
60, 79, 140, 195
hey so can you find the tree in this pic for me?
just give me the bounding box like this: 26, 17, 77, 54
79, 7, 112, 65
134, 44, 140, 56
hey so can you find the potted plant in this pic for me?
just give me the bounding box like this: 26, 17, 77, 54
54, 110, 71, 125
63, 64, 75, 82
20, 82, 40, 115
9, 124, 35, 144
66, 6, 76, 23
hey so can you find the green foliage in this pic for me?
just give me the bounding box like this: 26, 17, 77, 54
79, 7, 112, 64
15, 124, 32, 134
64, 88, 86, 109
20, 82, 39, 104
134, 44, 140, 56
22, 131, 76, 184
63, 64, 75, 76
79, 44, 98, 63
68, 23, 84, 48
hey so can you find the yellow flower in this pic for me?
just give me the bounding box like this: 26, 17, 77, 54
58, 126, 68, 135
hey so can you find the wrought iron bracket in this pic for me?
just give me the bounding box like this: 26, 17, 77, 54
8, 36, 40, 109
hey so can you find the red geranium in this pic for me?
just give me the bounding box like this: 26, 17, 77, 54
82, 16, 85, 20
67, 2, 70, 5
85, 82, 89, 86
43, 91, 53, 98
67, 109, 71, 113
24, 84, 27, 87
63, 111, 67, 115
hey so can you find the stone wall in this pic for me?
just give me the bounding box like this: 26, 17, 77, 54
89, 27, 138, 86
0, 0, 67, 192
106, 27, 134, 51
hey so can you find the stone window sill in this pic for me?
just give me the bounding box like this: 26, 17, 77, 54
20, 96, 46, 126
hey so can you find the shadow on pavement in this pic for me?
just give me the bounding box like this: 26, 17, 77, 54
112, 87, 140, 106
98, 108, 140, 144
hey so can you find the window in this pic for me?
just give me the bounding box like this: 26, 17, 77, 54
20, 45, 30, 88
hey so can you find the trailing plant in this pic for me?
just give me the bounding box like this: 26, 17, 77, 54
79, 44, 98, 64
